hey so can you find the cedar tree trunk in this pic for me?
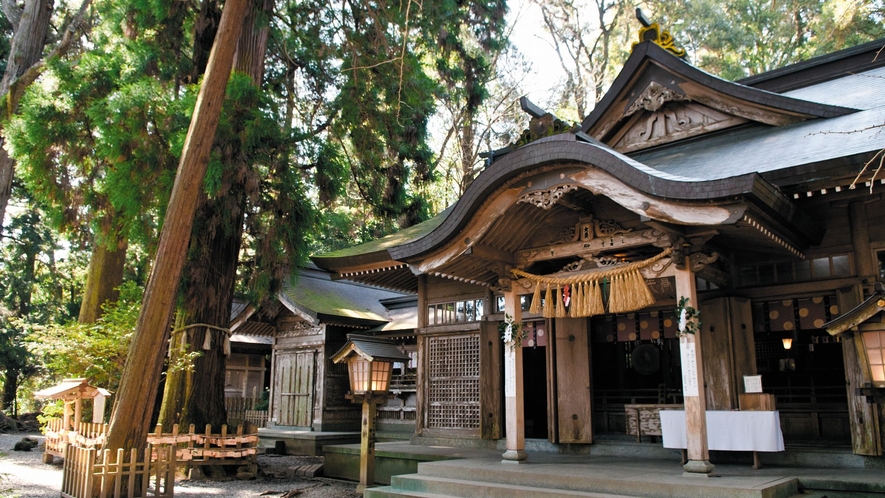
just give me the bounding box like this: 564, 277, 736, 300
104, 0, 248, 453
158, 203, 245, 431
78, 238, 128, 323
158, 0, 273, 432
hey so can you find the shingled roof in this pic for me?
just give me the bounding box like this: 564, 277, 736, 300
277, 266, 410, 328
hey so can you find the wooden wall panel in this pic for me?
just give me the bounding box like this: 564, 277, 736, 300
480, 321, 502, 440
867, 196, 885, 243
698, 298, 735, 410
554, 317, 592, 443
838, 285, 882, 456
728, 297, 757, 397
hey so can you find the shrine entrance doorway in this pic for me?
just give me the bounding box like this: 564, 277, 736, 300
522, 320, 548, 439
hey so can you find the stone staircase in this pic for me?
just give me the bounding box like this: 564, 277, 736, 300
364, 456, 807, 498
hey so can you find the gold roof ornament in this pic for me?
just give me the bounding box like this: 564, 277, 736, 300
633, 8, 686, 59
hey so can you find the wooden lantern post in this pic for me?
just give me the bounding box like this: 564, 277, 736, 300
674, 256, 714, 475
502, 288, 527, 463
332, 336, 410, 494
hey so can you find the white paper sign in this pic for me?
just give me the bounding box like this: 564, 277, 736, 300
680, 342, 699, 397
744, 375, 763, 394
504, 350, 516, 397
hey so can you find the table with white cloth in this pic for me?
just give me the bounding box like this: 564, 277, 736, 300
659, 410, 784, 469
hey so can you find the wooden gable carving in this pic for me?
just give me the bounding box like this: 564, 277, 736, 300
581, 42, 856, 154
613, 96, 747, 152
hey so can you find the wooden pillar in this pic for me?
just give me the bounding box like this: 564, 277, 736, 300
74, 399, 82, 432
849, 202, 876, 280
502, 289, 527, 462
63, 401, 72, 431
675, 258, 714, 475
357, 394, 383, 493
415, 275, 427, 436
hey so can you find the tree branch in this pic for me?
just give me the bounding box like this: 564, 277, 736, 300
1, 0, 92, 121
0, 0, 22, 31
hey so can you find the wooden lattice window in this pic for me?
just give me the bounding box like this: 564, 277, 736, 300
427, 299, 485, 326
427, 334, 480, 430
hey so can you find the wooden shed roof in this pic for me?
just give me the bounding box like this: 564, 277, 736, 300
34, 378, 111, 401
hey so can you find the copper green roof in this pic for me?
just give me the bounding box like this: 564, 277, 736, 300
312, 207, 451, 267
278, 267, 409, 326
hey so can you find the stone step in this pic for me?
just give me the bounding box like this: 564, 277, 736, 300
410, 460, 800, 498
292, 463, 323, 478
798, 474, 885, 496
387, 474, 638, 498
364, 487, 457, 498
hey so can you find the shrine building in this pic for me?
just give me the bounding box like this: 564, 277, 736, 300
311, 33, 885, 471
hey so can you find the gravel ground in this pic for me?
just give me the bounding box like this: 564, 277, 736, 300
0, 433, 360, 498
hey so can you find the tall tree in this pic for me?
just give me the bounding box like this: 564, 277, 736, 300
105, 0, 251, 453
159, 0, 278, 432
0, 207, 70, 414
649, 0, 885, 80
9, 0, 515, 449
430, 0, 510, 204
533, 0, 634, 119
0, 0, 91, 229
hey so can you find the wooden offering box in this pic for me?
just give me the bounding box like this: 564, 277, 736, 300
739, 393, 776, 411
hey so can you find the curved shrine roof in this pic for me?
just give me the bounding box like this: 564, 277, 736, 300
312, 38, 885, 291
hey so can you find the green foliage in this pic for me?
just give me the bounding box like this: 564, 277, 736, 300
647, 0, 885, 79
0, 204, 82, 413
28, 281, 143, 393
253, 388, 269, 411
36, 400, 64, 427
6, 50, 191, 250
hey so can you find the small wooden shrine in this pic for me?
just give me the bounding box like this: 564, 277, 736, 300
35, 378, 111, 430
35, 378, 111, 463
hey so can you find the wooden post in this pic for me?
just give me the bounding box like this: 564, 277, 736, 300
674, 257, 714, 475
502, 289, 527, 462
415, 274, 427, 437
74, 399, 82, 433
356, 393, 384, 494
63, 401, 72, 431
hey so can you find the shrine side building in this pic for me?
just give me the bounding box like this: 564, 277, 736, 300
313, 38, 885, 461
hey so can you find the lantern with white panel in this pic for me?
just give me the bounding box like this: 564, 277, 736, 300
332, 335, 409, 494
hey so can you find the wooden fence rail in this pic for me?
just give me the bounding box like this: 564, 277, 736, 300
225, 396, 268, 429
61, 444, 175, 498
147, 423, 258, 468
44, 419, 258, 471
243, 410, 269, 428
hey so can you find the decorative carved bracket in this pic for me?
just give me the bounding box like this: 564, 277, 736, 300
625, 81, 687, 116
520, 228, 668, 264
517, 184, 578, 210
689, 251, 719, 272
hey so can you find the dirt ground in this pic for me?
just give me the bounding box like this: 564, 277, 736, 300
0, 433, 362, 498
